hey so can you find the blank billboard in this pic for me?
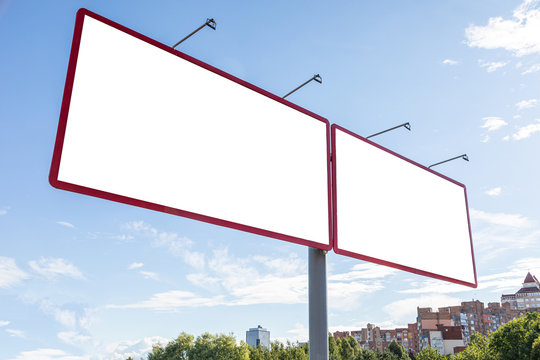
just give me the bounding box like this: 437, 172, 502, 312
50, 9, 332, 250
331, 125, 477, 287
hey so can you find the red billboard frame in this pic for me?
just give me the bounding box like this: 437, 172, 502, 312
331, 124, 477, 288
49, 8, 333, 251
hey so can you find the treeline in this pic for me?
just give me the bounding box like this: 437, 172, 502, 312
128, 312, 540, 360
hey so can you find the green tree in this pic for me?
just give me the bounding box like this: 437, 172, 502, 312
329, 334, 343, 360
490, 312, 540, 360
531, 335, 540, 360
415, 346, 445, 360
387, 341, 410, 360
454, 332, 495, 360
187, 333, 248, 360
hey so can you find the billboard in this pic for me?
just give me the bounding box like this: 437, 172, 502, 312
50, 9, 332, 250
331, 125, 477, 287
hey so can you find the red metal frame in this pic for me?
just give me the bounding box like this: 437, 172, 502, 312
331, 124, 478, 288
49, 8, 333, 251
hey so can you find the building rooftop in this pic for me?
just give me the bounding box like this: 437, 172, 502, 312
524, 272, 535, 283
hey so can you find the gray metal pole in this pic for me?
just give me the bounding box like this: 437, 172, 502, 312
309, 247, 328, 360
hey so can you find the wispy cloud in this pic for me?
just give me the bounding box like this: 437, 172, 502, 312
383, 294, 461, 325
127, 262, 144, 270
481, 117, 508, 131
0, 320, 10, 327
6, 329, 25, 338
522, 63, 540, 74
0, 209, 6, 215
8, 348, 89, 360
139, 271, 159, 281
505, 120, 540, 140
103, 336, 169, 360
57, 331, 93, 346
108, 251, 394, 311
56, 221, 74, 228
0, 257, 29, 288
124, 221, 205, 270
39, 300, 77, 329
485, 187, 502, 196
465, 0, 540, 57
478, 60, 508, 72
516, 98, 538, 110
29, 257, 85, 280
442, 59, 459, 65
400, 257, 540, 295
469, 208, 533, 228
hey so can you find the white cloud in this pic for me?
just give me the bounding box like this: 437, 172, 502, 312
481, 117, 508, 131
273, 323, 308, 344
400, 257, 540, 295
104, 336, 169, 360
383, 294, 461, 325
508, 120, 540, 140
56, 221, 75, 228
29, 257, 85, 280
8, 348, 89, 360
107, 290, 226, 310
0, 209, 6, 215
107, 250, 392, 311
57, 331, 92, 346
328, 263, 398, 282
139, 271, 159, 281
481, 134, 490, 143
478, 60, 508, 72
514, 114, 522, 119
516, 98, 538, 110
0, 320, 9, 326
485, 187, 502, 196
6, 329, 25, 338
39, 300, 77, 329
442, 59, 459, 65
0, 257, 29, 288
125, 221, 205, 270
465, 0, 540, 56
127, 262, 144, 270
522, 63, 540, 74
469, 208, 533, 227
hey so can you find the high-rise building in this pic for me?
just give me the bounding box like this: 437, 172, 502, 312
246, 325, 270, 349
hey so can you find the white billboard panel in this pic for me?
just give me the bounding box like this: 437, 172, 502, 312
50, 10, 332, 250
332, 125, 477, 287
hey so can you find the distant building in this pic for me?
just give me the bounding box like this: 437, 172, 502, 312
331, 273, 539, 356
502, 272, 540, 310
246, 325, 270, 349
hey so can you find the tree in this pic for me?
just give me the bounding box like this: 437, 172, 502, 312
387, 341, 410, 360
415, 346, 445, 360
490, 312, 540, 360
329, 334, 343, 360
531, 335, 540, 360
454, 332, 495, 360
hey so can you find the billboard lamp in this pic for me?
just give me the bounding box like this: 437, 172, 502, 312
172, 18, 216, 49
428, 154, 469, 169
282, 74, 322, 99
366, 122, 411, 139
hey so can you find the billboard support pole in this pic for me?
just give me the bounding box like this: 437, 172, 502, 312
309, 247, 329, 360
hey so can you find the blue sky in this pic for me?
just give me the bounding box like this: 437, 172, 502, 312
2, 0, 540, 359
